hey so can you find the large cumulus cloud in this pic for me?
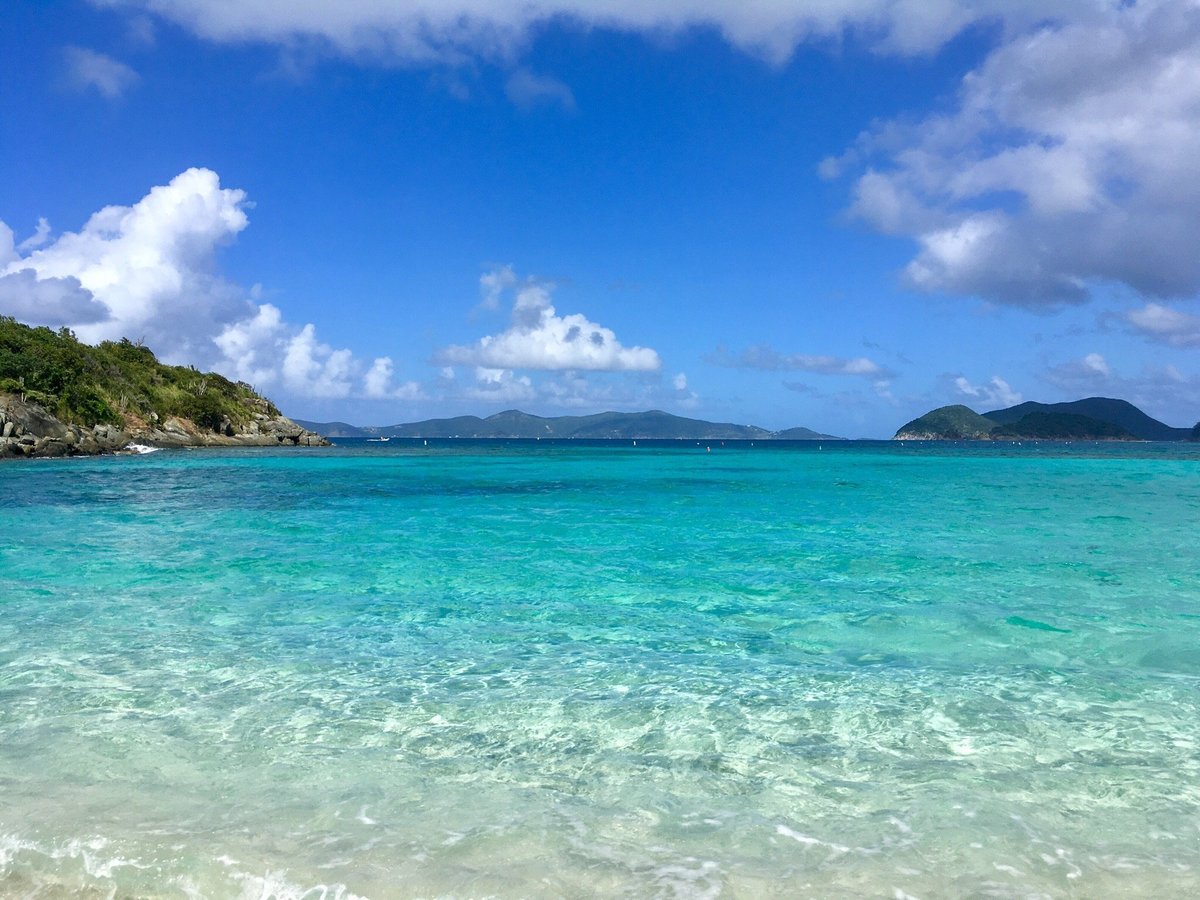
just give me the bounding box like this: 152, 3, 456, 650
828, 0, 1200, 309
0, 270, 110, 327
0, 169, 403, 400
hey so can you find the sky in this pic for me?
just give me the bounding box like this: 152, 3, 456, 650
2, 1, 1199, 437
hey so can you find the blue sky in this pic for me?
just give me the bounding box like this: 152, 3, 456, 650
3, 1, 1199, 436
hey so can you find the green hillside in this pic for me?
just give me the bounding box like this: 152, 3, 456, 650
0, 316, 279, 431
381, 409, 774, 439
895, 397, 1188, 441
298, 409, 844, 440
983, 397, 1187, 441
991, 412, 1136, 440
894, 405, 998, 439
774, 426, 843, 440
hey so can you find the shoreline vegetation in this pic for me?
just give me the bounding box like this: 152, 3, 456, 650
0, 317, 325, 459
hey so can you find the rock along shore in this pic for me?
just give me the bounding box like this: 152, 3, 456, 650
0, 393, 328, 459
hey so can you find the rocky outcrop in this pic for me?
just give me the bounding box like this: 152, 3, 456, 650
1, 394, 328, 459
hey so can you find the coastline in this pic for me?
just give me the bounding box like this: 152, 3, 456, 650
0, 392, 327, 459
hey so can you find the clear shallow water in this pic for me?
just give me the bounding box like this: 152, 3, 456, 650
2, 440, 1199, 898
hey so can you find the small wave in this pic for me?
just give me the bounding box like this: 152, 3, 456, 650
0, 833, 149, 886
123, 443, 162, 454
231, 869, 367, 900
0, 833, 367, 900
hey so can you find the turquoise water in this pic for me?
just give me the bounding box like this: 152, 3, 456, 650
2, 440, 1199, 898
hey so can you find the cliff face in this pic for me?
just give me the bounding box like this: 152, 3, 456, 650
1, 393, 327, 459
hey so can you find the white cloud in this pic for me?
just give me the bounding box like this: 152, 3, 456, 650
438, 269, 661, 371
63, 46, 140, 99
394, 381, 425, 400
126, 14, 157, 46
1084, 352, 1108, 376
668, 371, 701, 409
211, 301, 286, 386
954, 375, 1023, 408
830, 0, 1200, 306
1042, 352, 1112, 391
0, 270, 110, 327
706, 344, 887, 377
0, 169, 399, 401
508, 368, 695, 410
1126, 302, 1200, 347
466, 367, 536, 402
211, 303, 402, 400
17, 218, 52, 252
848, 170, 939, 236
282, 324, 356, 397
364, 356, 426, 399
477, 264, 516, 311
1081, 352, 1110, 378
505, 69, 575, 110
364, 356, 395, 397
0, 224, 14, 267
1, 168, 251, 355
91, 1, 1097, 66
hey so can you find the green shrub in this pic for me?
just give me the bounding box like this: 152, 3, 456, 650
59, 385, 121, 426
174, 390, 227, 433
0, 316, 272, 430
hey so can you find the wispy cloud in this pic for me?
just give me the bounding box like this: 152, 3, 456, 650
1125, 303, 1200, 347
505, 69, 575, 111
1042, 353, 1112, 393
89, 1, 1092, 66
63, 46, 139, 99
706, 344, 888, 378
17, 218, 51, 252
952, 375, 1023, 409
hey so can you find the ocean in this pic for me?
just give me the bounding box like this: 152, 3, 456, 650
2, 439, 1199, 898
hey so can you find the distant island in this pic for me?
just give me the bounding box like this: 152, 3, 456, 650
894, 397, 1200, 441
296, 409, 845, 441
9, 313, 1196, 454
1, 317, 325, 458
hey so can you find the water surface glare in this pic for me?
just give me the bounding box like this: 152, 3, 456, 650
2, 440, 1199, 897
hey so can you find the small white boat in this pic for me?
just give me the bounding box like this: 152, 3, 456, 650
366, 436, 391, 443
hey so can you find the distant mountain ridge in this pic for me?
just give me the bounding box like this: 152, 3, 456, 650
895, 396, 1193, 441
296, 409, 844, 441
981, 397, 1190, 441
